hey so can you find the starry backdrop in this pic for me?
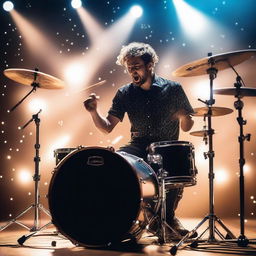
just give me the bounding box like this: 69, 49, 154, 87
0, 0, 255, 224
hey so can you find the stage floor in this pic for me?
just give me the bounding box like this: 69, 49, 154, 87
0, 218, 255, 256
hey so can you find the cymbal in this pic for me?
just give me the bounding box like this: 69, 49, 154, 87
3, 68, 65, 89
214, 87, 256, 97
193, 107, 233, 117
190, 130, 213, 137
172, 49, 256, 77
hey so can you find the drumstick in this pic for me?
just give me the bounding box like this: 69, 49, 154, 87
73, 80, 106, 94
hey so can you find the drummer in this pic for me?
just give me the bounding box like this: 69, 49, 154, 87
84, 42, 195, 240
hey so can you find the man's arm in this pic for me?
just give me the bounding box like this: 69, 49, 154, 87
180, 114, 194, 132
84, 93, 120, 134
172, 109, 194, 132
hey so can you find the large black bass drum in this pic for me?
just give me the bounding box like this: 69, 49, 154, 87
48, 147, 159, 247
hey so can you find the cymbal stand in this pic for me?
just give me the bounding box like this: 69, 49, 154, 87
233, 78, 251, 246
0, 110, 53, 245
170, 60, 235, 255
9, 68, 39, 112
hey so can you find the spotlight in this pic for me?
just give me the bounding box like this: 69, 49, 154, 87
3, 1, 14, 12
130, 5, 143, 18
71, 0, 82, 9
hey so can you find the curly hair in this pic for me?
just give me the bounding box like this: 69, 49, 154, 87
116, 42, 159, 67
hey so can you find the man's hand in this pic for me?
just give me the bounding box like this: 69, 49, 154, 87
83, 93, 100, 112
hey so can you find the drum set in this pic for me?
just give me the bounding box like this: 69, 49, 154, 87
0, 50, 255, 251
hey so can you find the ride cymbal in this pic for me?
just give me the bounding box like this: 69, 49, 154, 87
3, 68, 65, 89
193, 107, 233, 117
214, 87, 256, 97
172, 49, 256, 77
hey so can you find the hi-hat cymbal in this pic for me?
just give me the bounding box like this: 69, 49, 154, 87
190, 130, 215, 137
193, 107, 233, 117
172, 49, 256, 77
214, 87, 256, 97
3, 68, 65, 89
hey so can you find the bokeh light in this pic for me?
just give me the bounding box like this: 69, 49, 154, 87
129, 5, 143, 18
71, 0, 82, 9
3, 1, 14, 12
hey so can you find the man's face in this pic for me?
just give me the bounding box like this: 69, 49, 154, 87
125, 56, 152, 86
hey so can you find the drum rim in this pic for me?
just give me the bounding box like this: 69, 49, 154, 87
48, 146, 145, 247
149, 140, 193, 150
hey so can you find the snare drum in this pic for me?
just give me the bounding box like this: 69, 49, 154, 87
54, 148, 76, 165
148, 141, 197, 188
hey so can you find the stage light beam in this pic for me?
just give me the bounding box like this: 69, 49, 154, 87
3, 1, 14, 12
130, 5, 143, 18
172, 0, 206, 37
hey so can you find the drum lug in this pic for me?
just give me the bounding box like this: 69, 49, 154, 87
139, 177, 146, 184
52, 168, 57, 175
106, 146, 115, 152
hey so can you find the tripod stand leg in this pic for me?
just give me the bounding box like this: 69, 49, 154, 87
0, 205, 34, 231
215, 216, 236, 239
170, 216, 209, 255
17, 221, 53, 245
38, 204, 51, 217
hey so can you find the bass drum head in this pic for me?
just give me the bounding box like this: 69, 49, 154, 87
48, 147, 141, 247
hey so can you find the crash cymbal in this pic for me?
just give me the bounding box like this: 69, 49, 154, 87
3, 68, 65, 89
172, 49, 256, 77
214, 87, 256, 97
193, 107, 233, 117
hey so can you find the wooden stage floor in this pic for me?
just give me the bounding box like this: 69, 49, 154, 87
0, 218, 255, 256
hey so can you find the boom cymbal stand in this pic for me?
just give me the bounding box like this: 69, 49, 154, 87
0, 110, 53, 244
170, 58, 236, 255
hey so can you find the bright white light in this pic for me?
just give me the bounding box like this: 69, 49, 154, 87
130, 5, 143, 18
46, 135, 71, 162
3, 1, 14, 12
28, 98, 47, 113
215, 169, 229, 184
173, 0, 206, 37
64, 62, 86, 88
111, 135, 124, 145
243, 164, 250, 174
71, 0, 82, 9
192, 80, 210, 100
18, 170, 31, 184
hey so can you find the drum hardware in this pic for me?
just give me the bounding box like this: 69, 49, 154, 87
214, 70, 256, 247
147, 153, 181, 244
170, 50, 256, 255
3, 68, 65, 112
0, 110, 56, 245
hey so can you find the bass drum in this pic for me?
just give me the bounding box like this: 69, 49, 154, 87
48, 147, 159, 247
